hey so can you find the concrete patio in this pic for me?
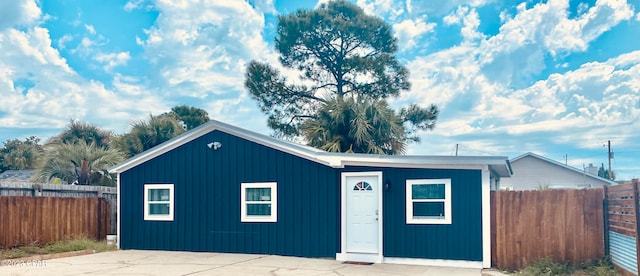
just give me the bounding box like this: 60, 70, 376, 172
1, 250, 503, 275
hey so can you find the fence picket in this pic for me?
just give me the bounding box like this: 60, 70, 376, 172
0, 182, 116, 234
491, 189, 604, 270
604, 182, 640, 275
0, 196, 110, 248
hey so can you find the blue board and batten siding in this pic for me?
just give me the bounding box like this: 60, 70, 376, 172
342, 166, 483, 261
120, 130, 340, 257
118, 127, 490, 263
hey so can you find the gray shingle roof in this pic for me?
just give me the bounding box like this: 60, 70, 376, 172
0, 170, 36, 182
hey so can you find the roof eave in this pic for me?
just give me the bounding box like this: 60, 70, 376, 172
108, 120, 513, 178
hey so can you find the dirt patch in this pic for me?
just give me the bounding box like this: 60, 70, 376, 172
5, 249, 98, 262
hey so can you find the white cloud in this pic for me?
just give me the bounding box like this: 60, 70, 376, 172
140, 0, 272, 100
399, 0, 639, 164
315, 0, 331, 8
124, 0, 145, 11
406, 0, 494, 17
0, 2, 172, 136
393, 18, 436, 50
250, 0, 277, 15
84, 24, 96, 35
1, 28, 71, 72
69, 37, 96, 56
0, 0, 41, 30
444, 6, 484, 43
57, 34, 73, 50
356, 0, 404, 19
473, 0, 634, 88
412, 50, 640, 148
547, 0, 634, 55
94, 51, 131, 71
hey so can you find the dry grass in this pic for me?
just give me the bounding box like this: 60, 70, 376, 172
0, 236, 116, 259
515, 257, 618, 276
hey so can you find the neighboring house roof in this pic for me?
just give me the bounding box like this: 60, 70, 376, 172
0, 169, 35, 182
510, 152, 617, 186
109, 120, 512, 177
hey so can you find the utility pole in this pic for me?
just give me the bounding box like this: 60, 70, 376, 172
455, 144, 458, 156
608, 140, 612, 180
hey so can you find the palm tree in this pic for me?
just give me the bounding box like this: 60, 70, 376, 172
35, 141, 125, 186
49, 119, 113, 149
301, 98, 407, 155
117, 114, 186, 157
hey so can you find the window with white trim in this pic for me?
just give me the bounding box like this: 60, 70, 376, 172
241, 182, 277, 222
144, 184, 174, 221
406, 179, 451, 224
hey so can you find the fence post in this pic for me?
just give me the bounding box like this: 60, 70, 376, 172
32, 183, 42, 197
633, 182, 640, 274
603, 186, 610, 256
98, 198, 103, 240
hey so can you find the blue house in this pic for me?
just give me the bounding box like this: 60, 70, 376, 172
109, 120, 512, 268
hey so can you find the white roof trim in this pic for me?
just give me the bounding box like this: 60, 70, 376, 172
109, 120, 512, 177
511, 152, 617, 185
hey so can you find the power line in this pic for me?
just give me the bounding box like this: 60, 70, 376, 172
456, 144, 496, 156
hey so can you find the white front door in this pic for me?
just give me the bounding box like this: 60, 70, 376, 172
344, 172, 381, 254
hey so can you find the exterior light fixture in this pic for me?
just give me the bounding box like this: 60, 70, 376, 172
207, 142, 222, 150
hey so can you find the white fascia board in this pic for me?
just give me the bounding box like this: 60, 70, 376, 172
116, 173, 121, 249
338, 161, 487, 170
108, 124, 215, 173
320, 154, 511, 175
109, 120, 332, 173
481, 166, 491, 268
109, 119, 512, 177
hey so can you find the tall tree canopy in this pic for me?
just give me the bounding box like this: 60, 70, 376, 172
164, 105, 210, 130
598, 163, 616, 181
245, 0, 438, 154
0, 136, 44, 172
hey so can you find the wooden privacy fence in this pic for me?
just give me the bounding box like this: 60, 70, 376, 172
604, 182, 640, 275
0, 182, 117, 234
491, 189, 604, 270
0, 196, 110, 248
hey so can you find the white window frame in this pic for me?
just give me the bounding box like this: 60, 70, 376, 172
406, 179, 452, 224
241, 182, 277, 223
144, 184, 174, 221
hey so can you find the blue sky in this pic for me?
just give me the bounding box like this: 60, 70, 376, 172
1, 0, 639, 180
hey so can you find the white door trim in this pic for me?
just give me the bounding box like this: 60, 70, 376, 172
481, 166, 491, 268
337, 171, 383, 263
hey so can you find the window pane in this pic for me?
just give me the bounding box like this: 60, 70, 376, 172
149, 203, 170, 215
246, 188, 271, 201
149, 188, 170, 201
353, 181, 373, 191
247, 203, 271, 216
413, 202, 445, 218
412, 184, 445, 199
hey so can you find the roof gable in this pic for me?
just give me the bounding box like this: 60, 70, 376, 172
510, 152, 616, 185
109, 120, 512, 177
